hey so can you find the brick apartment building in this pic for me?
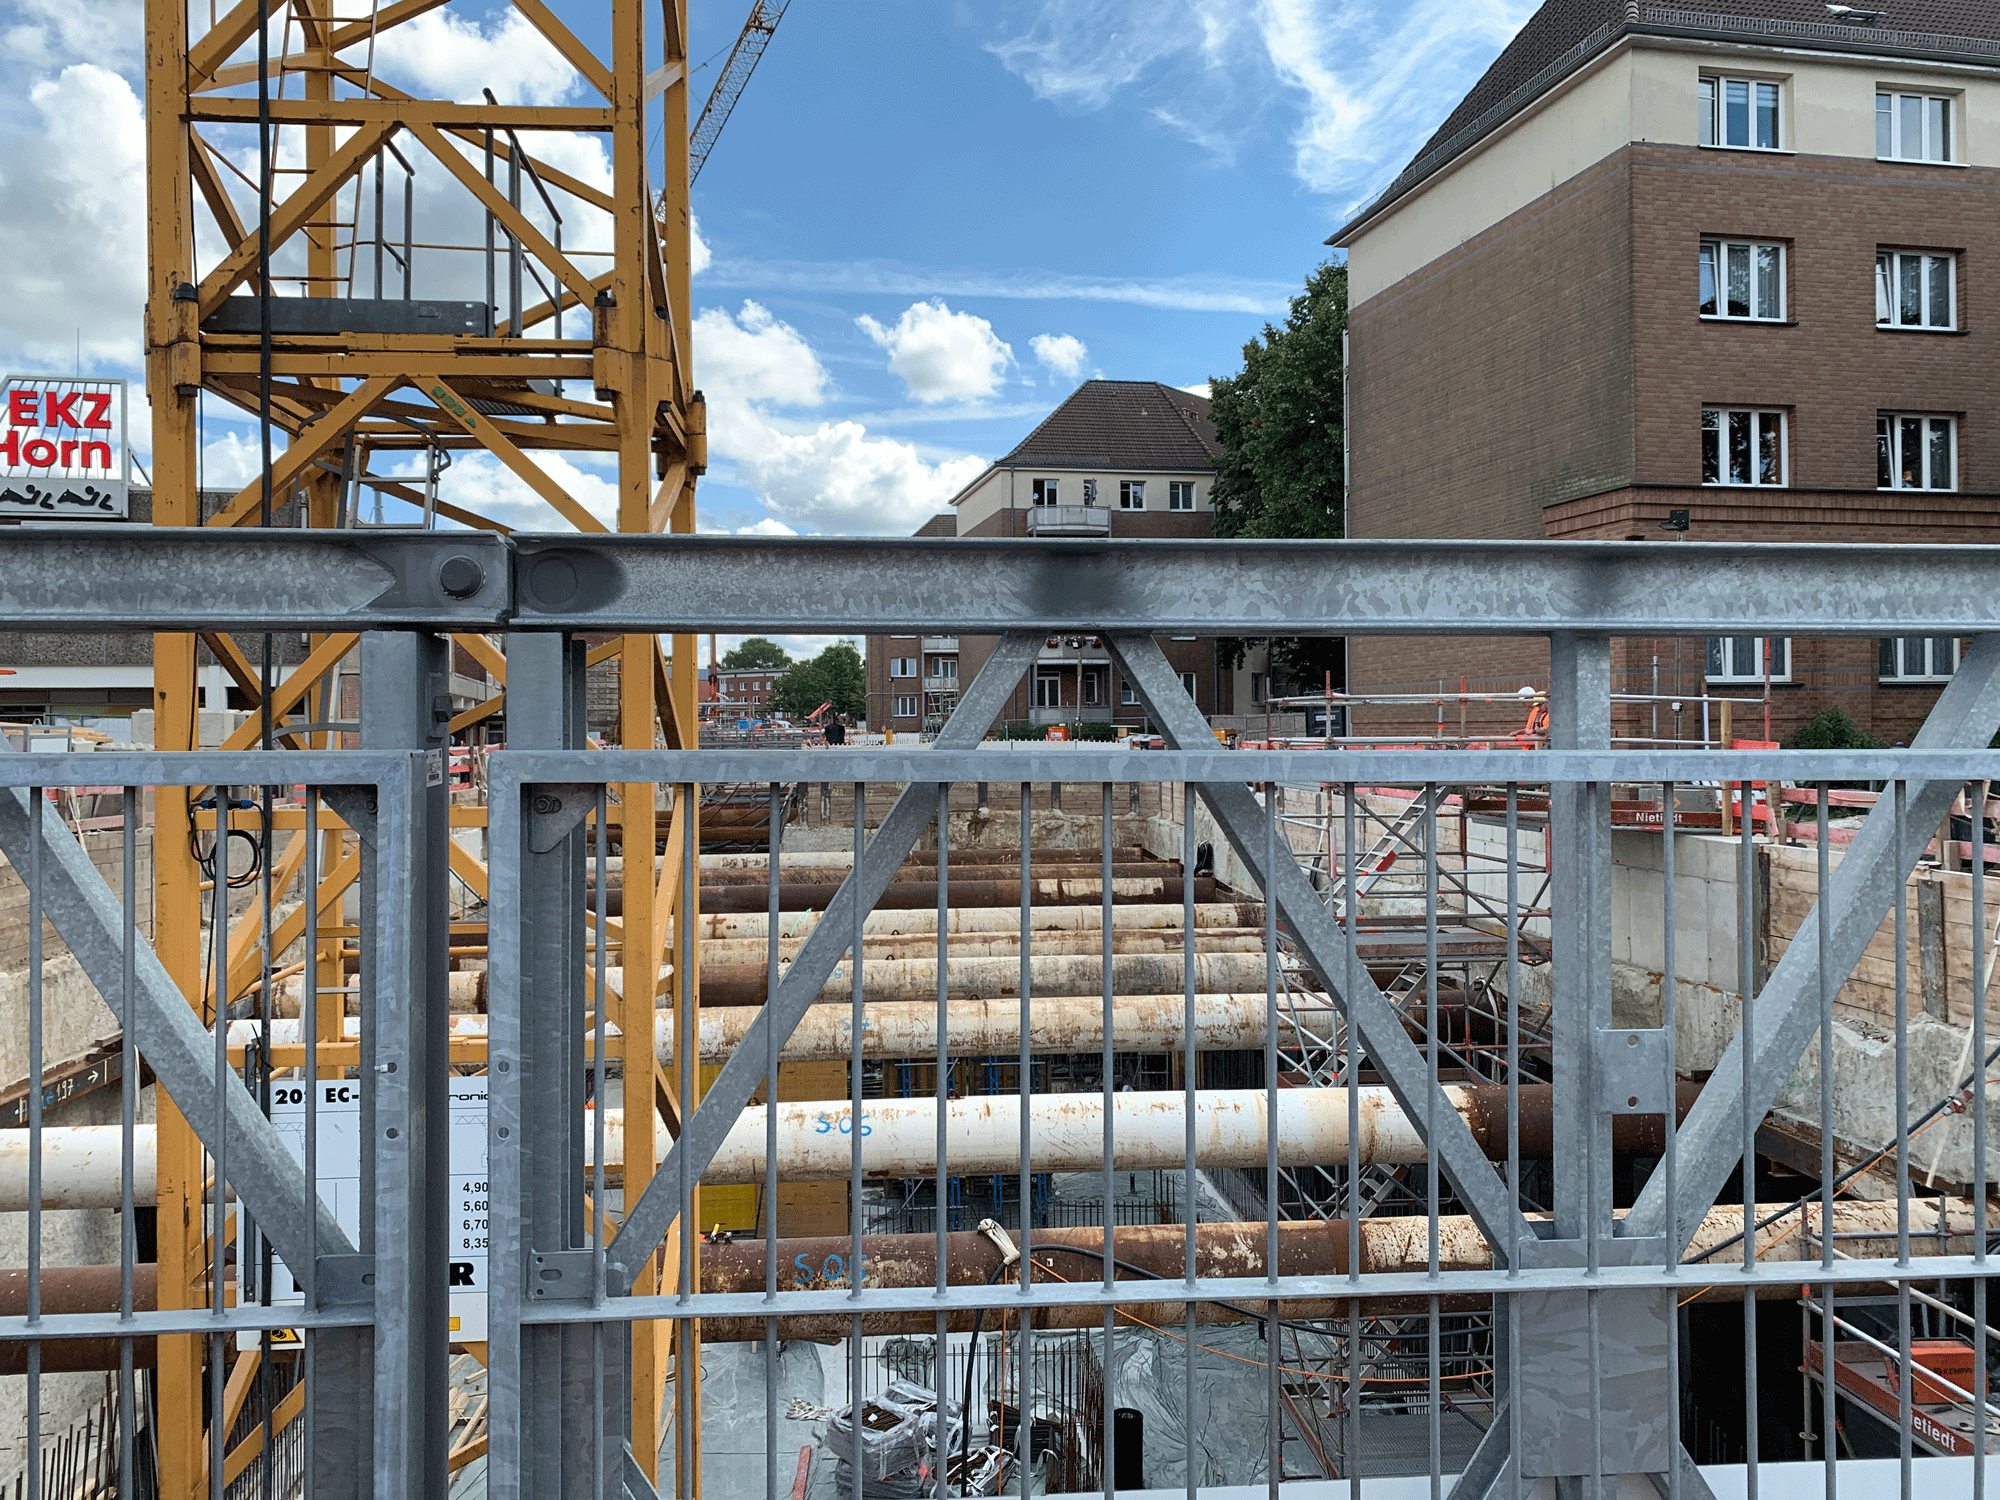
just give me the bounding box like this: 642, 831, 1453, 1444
1332, 0, 2000, 744
864, 380, 1259, 733
711, 666, 781, 717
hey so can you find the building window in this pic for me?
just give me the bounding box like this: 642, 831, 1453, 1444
1699, 240, 1784, 320
1706, 636, 1789, 683
892, 695, 918, 719
1169, 482, 1195, 511
1119, 481, 1145, 510
1878, 414, 1955, 490
1034, 671, 1062, 709
1699, 76, 1781, 150
1031, 478, 1059, 506
1179, 671, 1198, 700
1250, 672, 1264, 705
1881, 636, 1958, 683
889, 657, 916, 678
1878, 90, 1953, 162
1081, 479, 1097, 507
1121, 679, 1138, 706
929, 657, 957, 682
1701, 408, 1785, 486
1876, 251, 1954, 330
1083, 671, 1102, 705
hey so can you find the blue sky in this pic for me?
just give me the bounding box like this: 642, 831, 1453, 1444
0, 0, 1537, 543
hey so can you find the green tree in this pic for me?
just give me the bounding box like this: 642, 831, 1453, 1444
720, 636, 791, 671
1784, 708, 1884, 751
1209, 257, 1348, 694
773, 641, 865, 720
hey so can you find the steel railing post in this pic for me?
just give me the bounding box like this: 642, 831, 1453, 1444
358, 631, 454, 1498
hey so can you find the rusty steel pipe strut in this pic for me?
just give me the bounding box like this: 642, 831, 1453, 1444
691, 925, 1270, 967
692, 947, 1278, 1006
233, 991, 1314, 1067
671, 900, 1267, 943
652, 875, 1219, 915
691, 861, 1176, 888
688, 1198, 1982, 1341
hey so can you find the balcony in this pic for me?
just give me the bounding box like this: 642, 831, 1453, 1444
1027, 505, 1110, 537
924, 676, 959, 693
1029, 705, 1114, 726
921, 636, 958, 652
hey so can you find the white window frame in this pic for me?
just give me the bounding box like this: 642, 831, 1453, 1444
1083, 670, 1102, 706
1081, 479, 1097, 507
1119, 480, 1145, 510
1178, 671, 1199, 700
1878, 413, 1957, 491
1034, 671, 1063, 709
1701, 408, 1786, 487
891, 695, 918, 719
888, 657, 916, 679
1877, 90, 1954, 163
1881, 636, 1959, 683
1120, 679, 1138, 707
1699, 239, 1785, 321
1169, 481, 1195, 511
929, 656, 957, 682
1705, 636, 1790, 684
1031, 478, 1059, 506
1699, 75, 1783, 151
1876, 250, 1956, 331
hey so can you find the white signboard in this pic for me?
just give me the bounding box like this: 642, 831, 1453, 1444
245, 1076, 492, 1347
0, 376, 129, 521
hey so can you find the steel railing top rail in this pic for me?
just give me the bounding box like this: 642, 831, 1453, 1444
492, 746, 2000, 786
12, 528, 2000, 634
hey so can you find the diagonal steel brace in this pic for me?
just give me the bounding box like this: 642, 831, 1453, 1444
0, 782, 355, 1276
1104, 633, 1530, 1254
1626, 631, 2000, 1252
607, 632, 1044, 1280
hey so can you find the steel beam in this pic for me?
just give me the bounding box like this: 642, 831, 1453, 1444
508, 535, 2000, 635
604, 631, 1044, 1283
358, 632, 453, 1500
0, 527, 508, 631
1625, 631, 2000, 1253
1102, 631, 1531, 1255
485, 631, 599, 1500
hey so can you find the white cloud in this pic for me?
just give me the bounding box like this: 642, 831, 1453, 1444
436, 450, 621, 532
368, 7, 584, 106
695, 301, 828, 408
730, 418, 986, 535
691, 214, 712, 277
856, 301, 1011, 405
2, 0, 140, 73
693, 301, 988, 534
983, 0, 1536, 207
1029, 333, 1088, 379
0, 64, 147, 370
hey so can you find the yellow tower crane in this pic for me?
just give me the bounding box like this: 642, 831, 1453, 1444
137, 0, 759, 1490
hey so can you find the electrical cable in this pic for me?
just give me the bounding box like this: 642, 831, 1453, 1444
1688, 1033, 2000, 1264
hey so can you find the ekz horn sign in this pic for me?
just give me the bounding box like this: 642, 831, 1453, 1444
1, 375, 130, 520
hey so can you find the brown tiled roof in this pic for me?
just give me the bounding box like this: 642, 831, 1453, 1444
998, 380, 1220, 472
1335, 1, 2000, 244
